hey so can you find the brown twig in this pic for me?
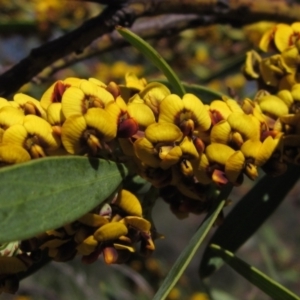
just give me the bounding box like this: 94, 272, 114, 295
0, 0, 300, 97
33, 14, 215, 83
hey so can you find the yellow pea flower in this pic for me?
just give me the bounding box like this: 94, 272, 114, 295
259, 23, 300, 53
139, 82, 171, 115
14, 93, 46, 119
159, 93, 211, 136
105, 96, 139, 138
205, 143, 245, 185
256, 95, 289, 118
3, 115, 60, 158
127, 94, 156, 130
134, 123, 183, 169
40, 78, 82, 110
61, 107, 117, 155
61, 80, 114, 118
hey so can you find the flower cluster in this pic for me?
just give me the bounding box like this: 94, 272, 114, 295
243, 22, 300, 92
0, 72, 298, 213
0, 188, 154, 293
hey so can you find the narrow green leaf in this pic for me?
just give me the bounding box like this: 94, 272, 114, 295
153, 79, 224, 104
200, 164, 300, 278
0, 156, 128, 243
116, 26, 186, 97
153, 199, 226, 300
210, 244, 300, 300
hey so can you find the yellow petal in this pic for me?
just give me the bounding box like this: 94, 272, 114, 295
259, 27, 274, 52
134, 137, 160, 168
94, 222, 128, 242
274, 24, 294, 52
210, 120, 231, 144
159, 145, 182, 169
158, 94, 184, 124
140, 82, 171, 114
113, 189, 142, 217
145, 123, 183, 144
84, 108, 117, 142
0, 143, 31, 165
61, 114, 87, 154
78, 213, 109, 227
277, 90, 294, 108
225, 150, 245, 184
14, 93, 46, 119
179, 136, 199, 160
88, 77, 107, 88
0, 106, 24, 129
182, 93, 211, 131
40, 80, 66, 110
256, 136, 279, 166
241, 139, 261, 160
227, 112, 261, 140
209, 100, 232, 121
124, 72, 147, 91
76, 235, 98, 256
205, 143, 235, 165
80, 79, 114, 107
193, 154, 212, 184
0, 97, 11, 109
127, 102, 156, 129
243, 50, 262, 78
2, 124, 28, 147
23, 115, 61, 151
61, 86, 87, 118
259, 58, 280, 87
120, 216, 151, 232
256, 95, 289, 118
47, 103, 65, 126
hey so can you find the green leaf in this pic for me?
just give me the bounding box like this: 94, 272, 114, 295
210, 244, 300, 300
153, 79, 224, 104
116, 26, 186, 97
153, 199, 226, 300
200, 164, 300, 278
0, 156, 128, 243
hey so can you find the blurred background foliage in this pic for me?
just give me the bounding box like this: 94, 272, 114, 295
0, 1, 299, 299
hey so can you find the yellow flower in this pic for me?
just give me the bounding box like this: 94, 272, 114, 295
159, 93, 211, 136
209, 100, 235, 123
0, 106, 24, 130
243, 50, 262, 79
112, 189, 143, 217
127, 94, 156, 130
105, 96, 139, 138
256, 95, 289, 119
259, 23, 300, 53
14, 93, 46, 119
134, 122, 183, 169
61, 107, 117, 154
40, 78, 82, 110
139, 82, 171, 115
241, 137, 280, 179
61, 80, 114, 118
2, 115, 61, 158
205, 143, 245, 185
